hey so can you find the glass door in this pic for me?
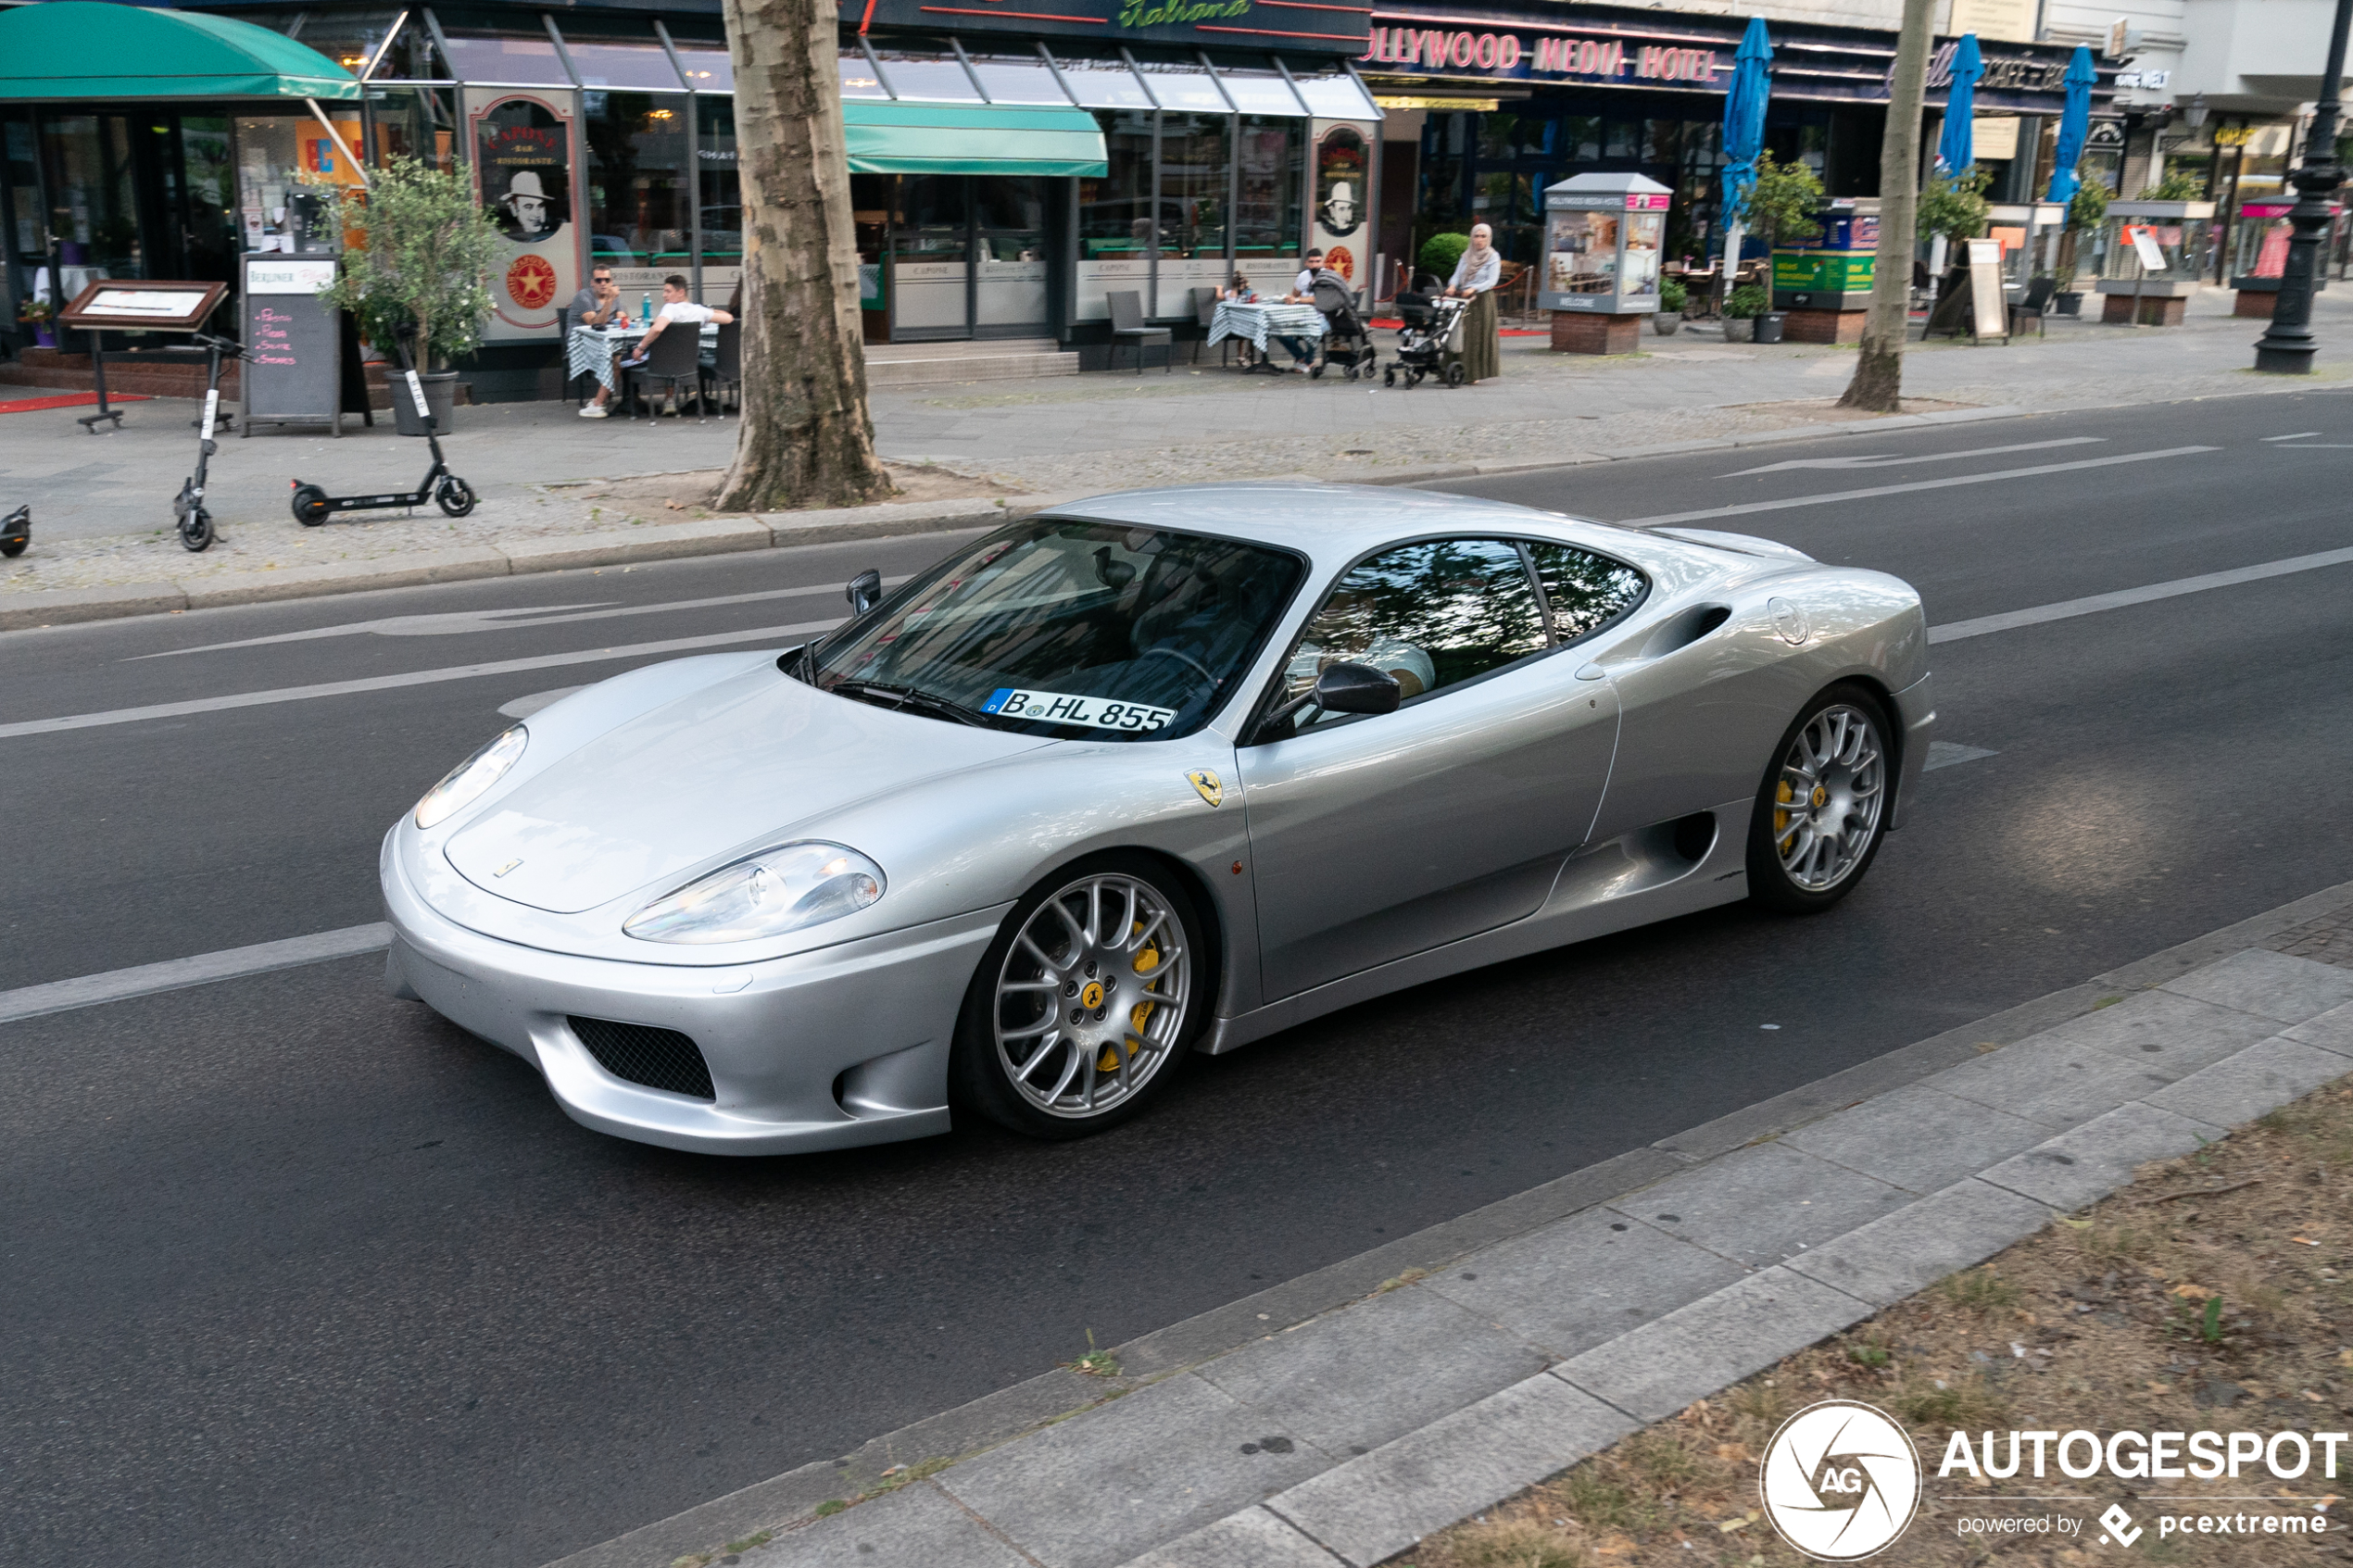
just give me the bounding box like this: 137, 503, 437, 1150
891, 173, 970, 340
973, 175, 1048, 336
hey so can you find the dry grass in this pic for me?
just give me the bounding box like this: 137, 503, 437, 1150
1404, 1076, 2353, 1568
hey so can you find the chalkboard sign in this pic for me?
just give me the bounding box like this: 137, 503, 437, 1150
240, 255, 345, 437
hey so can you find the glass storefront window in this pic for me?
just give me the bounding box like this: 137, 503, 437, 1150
1078, 111, 1153, 257
1236, 114, 1302, 262
7, 117, 44, 261
840, 55, 891, 99
872, 51, 984, 103
564, 39, 691, 91
175, 117, 239, 281
1051, 52, 1155, 110
1213, 66, 1302, 117
1290, 67, 1377, 119
44, 115, 143, 278
1561, 117, 1602, 161
673, 47, 734, 93
583, 92, 691, 270
370, 85, 460, 170
1132, 57, 1228, 115
1161, 114, 1230, 258
899, 173, 969, 262
698, 94, 741, 283
443, 34, 575, 86
964, 56, 1074, 105
1643, 119, 1683, 163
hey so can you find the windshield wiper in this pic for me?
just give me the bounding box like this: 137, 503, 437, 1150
827, 679, 990, 728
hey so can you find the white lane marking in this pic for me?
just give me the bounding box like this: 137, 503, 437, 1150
1625, 446, 2218, 527
499, 684, 586, 719
0, 923, 391, 1025
2263, 432, 2323, 441
2268, 443, 2353, 448
138, 575, 910, 659
1929, 546, 2353, 644
0, 618, 844, 741
1925, 741, 1999, 771
1719, 437, 2104, 478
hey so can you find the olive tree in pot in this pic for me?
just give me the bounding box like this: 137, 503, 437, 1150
1655, 276, 1687, 334
2052, 180, 2107, 314
316, 158, 501, 435
1721, 282, 1771, 342
1732, 151, 1825, 344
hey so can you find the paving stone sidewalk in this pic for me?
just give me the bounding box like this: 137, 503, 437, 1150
547, 879, 2353, 1568
6, 282, 2350, 629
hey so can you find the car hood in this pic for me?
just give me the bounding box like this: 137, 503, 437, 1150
446, 667, 1053, 915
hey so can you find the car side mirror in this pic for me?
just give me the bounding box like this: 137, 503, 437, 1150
846, 569, 883, 616
1314, 660, 1402, 716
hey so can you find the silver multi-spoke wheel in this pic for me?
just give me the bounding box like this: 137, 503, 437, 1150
1770, 703, 1886, 893
991, 872, 1190, 1120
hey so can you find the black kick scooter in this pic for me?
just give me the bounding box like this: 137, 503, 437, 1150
173, 332, 245, 552
289, 330, 475, 527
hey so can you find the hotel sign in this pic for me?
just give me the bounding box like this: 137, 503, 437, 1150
844, 0, 1373, 55
1361, 25, 1719, 85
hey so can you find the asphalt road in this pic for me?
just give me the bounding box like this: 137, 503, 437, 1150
6, 390, 2352, 1568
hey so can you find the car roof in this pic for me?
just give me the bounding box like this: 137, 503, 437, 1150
1040, 482, 1642, 566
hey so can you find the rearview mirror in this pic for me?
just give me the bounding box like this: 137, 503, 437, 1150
846, 568, 883, 616
1313, 661, 1402, 716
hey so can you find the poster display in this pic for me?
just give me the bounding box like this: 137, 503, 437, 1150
1965, 236, 2008, 343
466, 89, 581, 342
1310, 122, 1374, 286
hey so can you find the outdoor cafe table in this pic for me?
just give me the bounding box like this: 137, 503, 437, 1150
1206, 301, 1327, 370
567, 321, 721, 394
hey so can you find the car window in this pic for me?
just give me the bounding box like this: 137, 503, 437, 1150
1526, 542, 1648, 641
1273, 537, 1549, 730
807, 519, 1304, 740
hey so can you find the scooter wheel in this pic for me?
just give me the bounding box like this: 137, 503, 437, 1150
0, 538, 25, 558
1444, 362, 1468, 389
180, 508, 214, 552
435, 476, 477, 518
292, 484, 330, 527
1382, 367, 1397, 388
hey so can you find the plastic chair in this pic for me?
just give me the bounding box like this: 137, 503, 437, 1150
2008, 275, 2057, 339
1193, 288, 1232, 368
623, 319, 704, 418
557, 307, 591, 408
1107, 290, 1171, 375
700, 320, 742, 418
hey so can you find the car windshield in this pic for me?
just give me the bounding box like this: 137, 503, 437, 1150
806, 519, 1306, 739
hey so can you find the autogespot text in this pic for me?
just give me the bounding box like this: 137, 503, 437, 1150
1937, 1428, 2349, 1481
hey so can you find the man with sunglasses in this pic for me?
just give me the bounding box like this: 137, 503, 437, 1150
570, 266, 630, 417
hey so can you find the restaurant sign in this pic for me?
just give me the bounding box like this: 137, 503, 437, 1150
1362, 26, 1721, 88
844, 0, 1371, 55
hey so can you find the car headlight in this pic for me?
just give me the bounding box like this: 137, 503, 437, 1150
414, 725, 528, 830
623, 842, 886, 945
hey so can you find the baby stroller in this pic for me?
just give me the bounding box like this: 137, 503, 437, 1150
1308, 272, 1377, 382
1385, 288, 1470, 388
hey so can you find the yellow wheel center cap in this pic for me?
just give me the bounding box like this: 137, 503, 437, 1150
1811, 785, 1829, 808
1079, 981, 1105, 1010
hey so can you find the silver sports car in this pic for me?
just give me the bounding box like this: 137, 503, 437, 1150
383, 483, 1931, 1154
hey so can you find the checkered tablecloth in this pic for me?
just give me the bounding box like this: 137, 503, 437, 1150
567, 323, 720, 391
1206, 301, 1328, 352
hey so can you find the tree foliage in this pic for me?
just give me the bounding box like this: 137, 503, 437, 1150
315, 157, 500, 369
2066, 179, 2109, 232
1418, 231, 1470, 282
2135, 169, 2206, 200
1918, 165, 1994, 244
1742, 151, 1826, 249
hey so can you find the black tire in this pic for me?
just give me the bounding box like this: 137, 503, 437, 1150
1383, 367, 1397, 387
1746, 682, 1894, 914
1309, 360, 1326, 380
435, 476, 477, 518
1444, 361, 1467, 388
292, 484, 330, 526
178, 508, 213, 552
950, 851, 1209, 1140
0, 539, 24, 558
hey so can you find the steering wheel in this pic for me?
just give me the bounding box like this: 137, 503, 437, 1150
1136, 645, 1214, 684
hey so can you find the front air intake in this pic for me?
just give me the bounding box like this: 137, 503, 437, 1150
568, 1017, 716, 1101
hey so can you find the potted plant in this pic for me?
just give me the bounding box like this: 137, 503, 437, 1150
17, 296, 56, 349
315, 157, 501, 435
1723, 282, 1771, 342
1655, 276, 1688, 335
1734, 150, 1823, 345
2053, 180, 2107, 315
1417, 231, 1470, 291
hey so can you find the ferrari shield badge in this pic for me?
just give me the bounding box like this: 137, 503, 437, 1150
1186, 769, 1224, 808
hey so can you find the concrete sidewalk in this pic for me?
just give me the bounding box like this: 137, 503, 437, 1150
5, 282, 2348, 630
544, 880, 2353, 1568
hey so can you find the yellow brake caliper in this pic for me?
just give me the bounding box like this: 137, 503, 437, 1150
1100, 921, 1159, 1073
1774, 779, 1796, 849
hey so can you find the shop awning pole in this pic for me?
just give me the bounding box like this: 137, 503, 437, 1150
307, 97, 371, 186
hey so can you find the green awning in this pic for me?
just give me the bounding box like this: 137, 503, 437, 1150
844, 100, 1107, 177
0, 3, 360, 101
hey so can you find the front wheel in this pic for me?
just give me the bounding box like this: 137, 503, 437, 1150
1444, 361, 1468, 388
178, 508, 213, 552
1746, 684, 1892, 913
1382, 367, 1397, 388
950, 854, 1206, 1139
292, 484, 330, 526
435, 476, 477, 518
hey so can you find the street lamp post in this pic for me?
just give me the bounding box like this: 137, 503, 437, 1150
2254, 0, 2353, 370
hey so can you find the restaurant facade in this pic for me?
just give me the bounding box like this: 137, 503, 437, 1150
3, 0, 2109, 395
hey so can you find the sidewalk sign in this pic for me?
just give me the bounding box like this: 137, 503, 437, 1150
240, 255, 345, 437
1966, 237, 2008, 345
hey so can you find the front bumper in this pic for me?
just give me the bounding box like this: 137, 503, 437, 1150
1889, 670, 1934, 831
382, 832, 1010, 1155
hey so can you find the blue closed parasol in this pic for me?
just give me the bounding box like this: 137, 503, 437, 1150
2045, 46, 2096, 203
1936, 33, 1984, 173
1719, 16, 1773, 233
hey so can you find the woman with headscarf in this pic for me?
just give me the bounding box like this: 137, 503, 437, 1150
1446, 223, 1503, 384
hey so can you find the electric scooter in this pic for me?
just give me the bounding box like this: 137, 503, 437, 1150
289, 330, 475, 527
173, 332, 245, 551
1, 505, 28, 558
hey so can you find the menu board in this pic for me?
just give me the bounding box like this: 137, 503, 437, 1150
241, 255, 344, 434
57, 279, 228, 332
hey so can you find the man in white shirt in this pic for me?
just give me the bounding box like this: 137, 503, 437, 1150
587, 275, 734, 418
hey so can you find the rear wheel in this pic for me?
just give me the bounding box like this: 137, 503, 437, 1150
950, 854, 1205, 1139
1382, 367, 1397, 387
1444, 361, 1467, 388
292, 484, 330, 526
1746, 684, 1892, 913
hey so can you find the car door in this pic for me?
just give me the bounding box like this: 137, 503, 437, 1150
1237, 535, 1642, 1002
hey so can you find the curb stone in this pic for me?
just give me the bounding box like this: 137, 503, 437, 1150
539, 879, 2353, 1568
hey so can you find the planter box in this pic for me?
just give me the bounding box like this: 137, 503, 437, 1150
1653, 311, 1682, 336
1721, 317, 1755, 344
1552, 311, 1646, 355
1751, 312, 1786, 345
1782, 307, 1869, 344
393, 370, 460, 435
2100, 293, 2187, 326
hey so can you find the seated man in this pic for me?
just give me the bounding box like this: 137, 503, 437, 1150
571, 266, 630, 418
1262, 248, 1325, 373
587, 274, 735, 418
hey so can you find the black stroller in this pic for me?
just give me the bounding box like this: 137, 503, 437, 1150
1385, 286, 1470, 388
1308, 272, 1378, 382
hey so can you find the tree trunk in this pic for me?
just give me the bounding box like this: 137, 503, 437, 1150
713, 0, 894, 512
1840, 0, 1937, 413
